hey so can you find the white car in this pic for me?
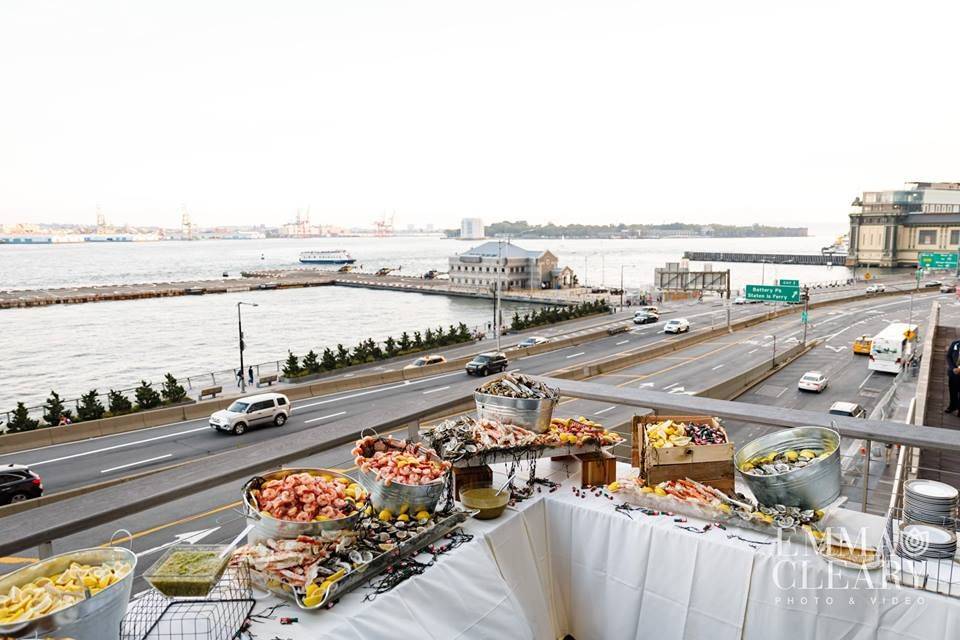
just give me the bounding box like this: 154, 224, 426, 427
404, 354, 447, 369
798, 371, 829, 393
517, 336, 549, 348
865, 284, 886, 294
209, 392, 291, 435
733, 296, 747, 305
663, 318, 690, 334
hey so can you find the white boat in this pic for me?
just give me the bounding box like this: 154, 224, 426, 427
299, 249, 356, 265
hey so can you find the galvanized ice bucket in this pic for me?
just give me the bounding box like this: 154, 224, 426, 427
0, 547, 136, 640
243, 468, 363, 541
474, 392, 557, 433
734, 427, 841, 510
355, 437, 449, 514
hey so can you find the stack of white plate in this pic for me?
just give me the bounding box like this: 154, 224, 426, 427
903, 479, 958, 529
896, 523, 958, 560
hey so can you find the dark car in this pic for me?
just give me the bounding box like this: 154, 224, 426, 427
632, 312, 658, 325
0, 464, 43, 505
465, 352, 509, 376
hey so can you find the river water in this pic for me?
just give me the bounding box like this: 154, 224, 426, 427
1, 235, 853, 411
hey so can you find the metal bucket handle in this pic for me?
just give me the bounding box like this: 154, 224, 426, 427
360, 426, 380, 440
109, 529, 133, 550
242, 475, 265, 520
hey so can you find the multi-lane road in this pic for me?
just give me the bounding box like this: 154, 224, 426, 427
0, 284, 949, 579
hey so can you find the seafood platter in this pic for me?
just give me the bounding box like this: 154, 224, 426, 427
423, 415, 623, 468
353, 435, 452, 513
0, 547, 135, 639
636, 415, 735, 493
474, 373, 560, 433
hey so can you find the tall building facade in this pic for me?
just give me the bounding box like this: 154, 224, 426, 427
848, 181, 960, 267
460, 218, 485, 240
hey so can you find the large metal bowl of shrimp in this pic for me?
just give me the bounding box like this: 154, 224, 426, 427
243, 468, 367, 540
352, 436, 452, 515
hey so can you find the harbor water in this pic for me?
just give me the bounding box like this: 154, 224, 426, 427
1, 235, 855, 411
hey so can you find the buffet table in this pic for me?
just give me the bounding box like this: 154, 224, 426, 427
246, 462, 960, 640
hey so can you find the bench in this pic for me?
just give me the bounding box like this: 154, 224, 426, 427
199, 385, 222, 399
259, 374, 278, 386
607, 325, 629, 336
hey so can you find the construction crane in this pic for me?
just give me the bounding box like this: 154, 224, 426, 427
373, 211, 395, 237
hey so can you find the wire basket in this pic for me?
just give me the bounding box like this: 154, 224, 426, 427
120, 562, 254, 640
883, 507, 960, 598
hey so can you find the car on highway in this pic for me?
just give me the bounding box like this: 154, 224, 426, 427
663, 318, 690, 334
865, 284, 886, 294
209, 392, 291, 435
517, 336, 549, 348
465, 352, 509, 376
940, 283, 957, 293
0, 464, 43, 505
852, 335, 873, 355
828, 401, 866, 418
404, 354, 447, 369
923, 280, 943, 288
798, 371, 829, 393
632, 311, 658, 325
636, 305, 659, 315
733, 296, 761, 305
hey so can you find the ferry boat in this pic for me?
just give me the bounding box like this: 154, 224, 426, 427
299, 249, 356, 265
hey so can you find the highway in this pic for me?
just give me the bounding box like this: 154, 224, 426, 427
0, 286, 948, 578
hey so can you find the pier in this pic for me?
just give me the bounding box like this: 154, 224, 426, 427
683, 251, 844, 266
0, 270, 588, 309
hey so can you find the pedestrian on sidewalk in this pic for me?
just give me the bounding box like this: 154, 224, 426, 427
945, 337, 960, 415
248, 366, 255, 386
235, 369, 243, 388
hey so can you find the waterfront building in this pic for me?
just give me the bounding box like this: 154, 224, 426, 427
460, 217, 485, 240
848, 181, 960, 267
448, 241, 573, 290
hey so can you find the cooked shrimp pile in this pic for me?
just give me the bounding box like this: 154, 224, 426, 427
251, 472, 366, 522
352, 437, 451, 486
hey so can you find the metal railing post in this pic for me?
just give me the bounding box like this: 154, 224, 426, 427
861, 439, 871, 511
407, 420, 421, 443
38, 541, 53, 560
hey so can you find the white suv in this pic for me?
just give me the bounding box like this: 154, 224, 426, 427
663, 318, 690, 334
210, 393, 291, 435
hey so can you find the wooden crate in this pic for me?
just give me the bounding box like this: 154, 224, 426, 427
636, 414, 735, 493
577, 450, 616, 488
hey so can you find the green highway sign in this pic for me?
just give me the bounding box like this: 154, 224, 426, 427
745, 284, 801, 303
779, 279, 799, 287
918, 252, 958, 270
801, 311, 809, 324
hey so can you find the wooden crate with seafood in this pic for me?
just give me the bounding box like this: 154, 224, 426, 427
635, 415, 735, 494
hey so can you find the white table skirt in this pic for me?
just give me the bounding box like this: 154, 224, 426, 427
244, 462, 960, 640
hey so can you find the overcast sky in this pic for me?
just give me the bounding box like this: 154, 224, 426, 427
0, 1, 956, 232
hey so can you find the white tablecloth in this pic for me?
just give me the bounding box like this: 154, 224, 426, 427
247, 462, 960, 640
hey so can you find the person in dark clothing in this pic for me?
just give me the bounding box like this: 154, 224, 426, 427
248, 366, 255, 385
236, 369, 243, 388
946, 338, 960, 414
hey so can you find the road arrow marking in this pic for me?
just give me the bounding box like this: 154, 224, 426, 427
136, 527, 221, 557
824, 345, 846, 353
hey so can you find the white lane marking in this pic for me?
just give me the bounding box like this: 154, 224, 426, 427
824, 345, 846, 353
29, 427, 208, 467
565, 352, 586, 359
136, 527, 221, 558
422, 386, 451, 395
295, 371, 464, 410
663, 382, 679, 391
304, 411, 347, 424
747, 349, 757, 354
638, 382, 655, 388
712, 364, 725, 371
100, 453, 173, 474
858, 372, 874, 391
520, 351, 551, 360
615, 340, 630, 346
595, 406, 616, 415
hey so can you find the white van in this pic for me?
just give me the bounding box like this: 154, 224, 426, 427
209, 392, 291, 435
868, 323, 918, 374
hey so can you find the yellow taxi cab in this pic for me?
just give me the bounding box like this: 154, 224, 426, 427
852, 335, 872, 355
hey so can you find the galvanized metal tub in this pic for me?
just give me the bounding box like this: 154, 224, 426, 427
734, 427, 841, 510
355, 437, 449, 514
0, 547, 136, 640
243, 468, 363, 541
474, 391, 557, 433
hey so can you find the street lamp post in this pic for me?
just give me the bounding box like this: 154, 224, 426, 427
237, 301, 259, 393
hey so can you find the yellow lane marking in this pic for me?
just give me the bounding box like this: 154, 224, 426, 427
104, 500, 243, 547
0, 556, 37, 564
613, 341, 741, 388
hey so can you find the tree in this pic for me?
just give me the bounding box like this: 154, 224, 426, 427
161, 373, 188, 404
384, 336, 398, 357
108, 389, 132, 414
351, 342, 368, 364
448, 325, 458, 345
413, 331, 423, 348
283, 351, 302, 377
77, 389, 105, 421
457, 323, 471, 341
43, 390, 72, 426
302, 350, 321, 374
434, 326, 447, 346
367, 338, 383, 360
335, 344, 350, 367
423, 328, 434, 347
399, 332, 412, 352
511, 311, 523, 331
135, 380, 162, 410
7, 402, 39, 432
322, 348, 337, 370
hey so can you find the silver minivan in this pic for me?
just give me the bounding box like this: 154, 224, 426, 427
209, 392, 291, 435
